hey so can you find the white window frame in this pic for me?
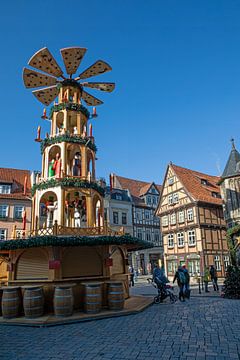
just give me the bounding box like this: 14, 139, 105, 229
168, 194, 173, 205
177, 232, 184, 247
187, 208, 194, 221
173, 193, 179, 203
137, 228, 143, 240
168, 234, 174, 248
122, 212, 127, 225
170, 213, 176, 225
0, 205, 9, 219
168, 177, 174, 185
14, 205, 24, 220
214, 255, 221, 271
115, 194, 122, 201
0, 229, 7, 241
113, 211, 119, 224
0, 184, 11, 194
188, 230, 196, 246
162, 215, 168, 227
154, 230, 160, 243
146, 229, 151, 241
145, 210, 150, 221
223, 256, 230, 271
136, 209, 142, 221
178, 211, 185, 223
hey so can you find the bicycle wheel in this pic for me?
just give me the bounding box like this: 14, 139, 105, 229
170, 293, 178, 303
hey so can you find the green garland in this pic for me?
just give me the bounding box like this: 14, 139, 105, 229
49, 103, 90, 119
0, 234, 153, 251
31, 177, 105, 196
40, 135, 97, 154
226, 225, 240, 266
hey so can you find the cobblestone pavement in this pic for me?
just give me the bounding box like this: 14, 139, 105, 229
0, 294, 240, 359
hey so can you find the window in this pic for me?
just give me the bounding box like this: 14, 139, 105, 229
154, 230, 160, 243
0, 184, 11, 194
145, 210, 150, 221
188, 260, 200, 276
168, 234, 174, 248
122, 212, 127, 225
173, 193, 179, 203
168, 194, 173, 205
188, 230, 196, 246
167, 260, 178, 274
113, 211, 119, 224
170, 213, 176, 225
14, 205, 24, 219
0, 205, 8, 219
0, 229, 7, 241
223, 256, 230, 271
146, 229, 151, 241
16, 230, 24, 239
187, 208, 193, 221
152, 196, 156, 205
136, 209, 142, 221
178, 211, 185, 223
214, 255, 221, 271
212, 192, 221, 198
147, 196, 151, 205
115, 194, 122, 201
177, 232, 184, 247
201, 179, 208, 185
137, 228, 143, 240
168, 177, 174, 185
162, 215, 168, 227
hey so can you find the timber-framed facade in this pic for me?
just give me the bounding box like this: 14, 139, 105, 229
156, 163, 229, 279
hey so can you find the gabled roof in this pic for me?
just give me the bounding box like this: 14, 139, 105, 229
221, 141, 240, 180
171, 164, 222, 205
114, 175, 161, 198
0, 168, 31, 200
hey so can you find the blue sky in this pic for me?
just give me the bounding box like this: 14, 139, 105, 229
1, 0, 240, 184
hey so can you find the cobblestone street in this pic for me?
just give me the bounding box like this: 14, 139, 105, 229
0, 285, 240, 360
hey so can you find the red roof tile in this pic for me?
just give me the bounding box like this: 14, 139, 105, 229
0, 168, 31, 199
171, 164, 222, 205
114, 175, 161, 197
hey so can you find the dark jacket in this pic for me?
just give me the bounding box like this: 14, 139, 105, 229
173, 268, 186, 286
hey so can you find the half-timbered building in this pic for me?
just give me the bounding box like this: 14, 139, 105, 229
156, 163, 229, 279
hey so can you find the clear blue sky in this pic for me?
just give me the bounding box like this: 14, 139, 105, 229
1, 0, 240, 184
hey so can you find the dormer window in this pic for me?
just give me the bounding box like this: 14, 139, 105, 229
147, 195, 151, 205
115, 194, 122, 201
201, 179, 208, 186
0, 184, 11, 194
212, 192, 221, 198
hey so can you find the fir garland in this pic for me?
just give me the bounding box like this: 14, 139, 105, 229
0, 234, 153, 251
40, 135, 97, 154
49, 103, 90, 119
31, 178, 105, 196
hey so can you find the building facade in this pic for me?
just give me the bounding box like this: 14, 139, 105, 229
104, 186, 133, 235
113, 174, 163, 274
219, 140, 240, 261
156, 163, 229, 279
0, 168, 31, 283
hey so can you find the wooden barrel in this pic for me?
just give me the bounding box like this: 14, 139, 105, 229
82, 282, 102, 314
53, 284, 75, 317
22, 286, 44, 318
107, 282, 124, 310
1, 286, 21, 319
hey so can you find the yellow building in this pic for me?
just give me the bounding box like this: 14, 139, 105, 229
156, 163, 229, 279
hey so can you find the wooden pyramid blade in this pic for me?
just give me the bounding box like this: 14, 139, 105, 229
32, 85, 59, 106
82, 82, 115, 92
23, 68, 58, 88
28, 47, 63, 77
77, 60, 112, 80
81, 90, 103, 106
60, 47, 87, 75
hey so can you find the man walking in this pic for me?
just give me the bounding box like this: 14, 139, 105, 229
182, 264, 190, 299
210, 265, 219, 291
173, 266, 186, 302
